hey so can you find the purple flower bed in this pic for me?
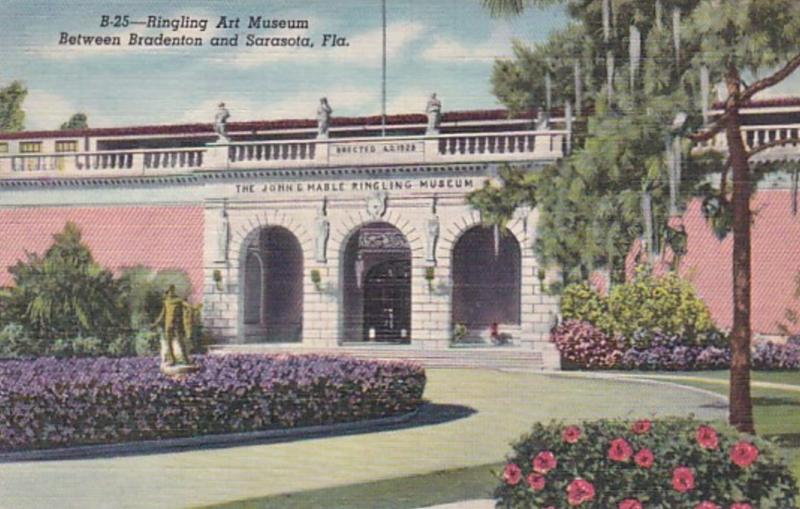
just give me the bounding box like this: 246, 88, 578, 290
753, 341, 800, 370
620, 345, 731, 371
0, 354, 426, 452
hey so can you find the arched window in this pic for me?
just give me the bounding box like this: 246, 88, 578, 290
241, 226, 303, 342
452, 226, 521, 330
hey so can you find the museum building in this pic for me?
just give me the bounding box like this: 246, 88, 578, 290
0, 98, 799, 369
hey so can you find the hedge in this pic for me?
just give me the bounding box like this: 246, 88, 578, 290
552, 320, 800, 371
496, 418, 798, 508
0, 354, 426, 452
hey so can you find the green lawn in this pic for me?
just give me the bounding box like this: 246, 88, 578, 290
0, 369, 726, 509
204, 463, 501, 509
199, 370, 800, 509
628, 370, 800, 482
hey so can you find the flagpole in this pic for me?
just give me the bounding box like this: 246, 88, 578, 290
381, 0, 387, 136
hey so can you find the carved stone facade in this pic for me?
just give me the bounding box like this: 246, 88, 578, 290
193, 157, 560, 366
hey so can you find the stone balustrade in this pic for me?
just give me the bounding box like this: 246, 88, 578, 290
0, 130, 568, 179
697, 124, 800, 153
0, 148, 205, 177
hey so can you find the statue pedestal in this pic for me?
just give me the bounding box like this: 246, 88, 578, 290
161, 364, 200, 377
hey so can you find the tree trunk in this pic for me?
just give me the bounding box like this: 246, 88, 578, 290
725, 100, 755, 433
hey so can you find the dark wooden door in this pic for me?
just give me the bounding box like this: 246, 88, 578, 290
362, 259, 411, 342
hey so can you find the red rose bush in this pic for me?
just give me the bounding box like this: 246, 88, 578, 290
495, 418, 797, 508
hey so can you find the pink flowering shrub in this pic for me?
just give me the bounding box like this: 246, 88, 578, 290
550, 320, 622, 369
495, 418, 797, 508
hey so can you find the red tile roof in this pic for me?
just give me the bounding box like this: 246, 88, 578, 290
0, 206, 204, 303
0, 109, 538, 141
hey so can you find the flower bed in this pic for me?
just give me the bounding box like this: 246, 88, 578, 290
496, 418, 798, 508
0, 354, 426, 452
552, 320, 800, 371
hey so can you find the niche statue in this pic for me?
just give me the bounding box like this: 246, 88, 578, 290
153, 285, 200, 375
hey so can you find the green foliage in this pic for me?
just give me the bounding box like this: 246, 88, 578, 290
560, 272, 718, 347
495, 418, 798, 508
60, 113, 88, 130
0, 225, 190, 358
0, 323, 43, 358
452, 323, 468, 343
0, 80, 26, 132
119, 265, 193, 330
133, 329, 161, 356
6, 222, 128, 340
476, 0, 800, 286
560, 283, 612, 333
608, 271, 717, 344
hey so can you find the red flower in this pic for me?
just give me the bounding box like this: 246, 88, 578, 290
672, 467, 695, 493
730, 441, 759, 468
696, 425, 719, 450
634, 448, 654, 468
562, 425, 582, 444
566, 478, 595, 506
696, 502, 720, 509
503, 463, 522, 485
608, 438, 634, 462
527, 473, 546, 491
619, 499, 643, 509
730, 503, 752, 509
631, 419, 651, 434
533, 451, 557, 474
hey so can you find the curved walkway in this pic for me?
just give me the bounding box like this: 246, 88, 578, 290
0, 369, 726, 509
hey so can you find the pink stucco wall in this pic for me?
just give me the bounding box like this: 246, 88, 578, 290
0, 206, 204, 303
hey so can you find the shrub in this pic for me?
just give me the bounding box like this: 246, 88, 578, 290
695, 346, 732, 370
119, 266, 193, 330
495, 418, 797, 508
619, 345, 732, 371
0, 323, 45, 358
560, 273, 720, 349
4, 222, 129, 340
550, 320, 622, 369
133, 329, 161, 356
753, 341, 800, 370
607, 272, 718, 346
560, 283, 612, 333
0, 354, 426, 452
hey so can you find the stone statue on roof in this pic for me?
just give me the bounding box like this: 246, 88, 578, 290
214, 102, 231, 142
534, 106, 550, 131
317, 97, 332, 138
426, 93, 442, 134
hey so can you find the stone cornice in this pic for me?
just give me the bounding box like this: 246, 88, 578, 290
0, 162, 538, 189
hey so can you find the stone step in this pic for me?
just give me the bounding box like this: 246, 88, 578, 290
210, 344, 547, 371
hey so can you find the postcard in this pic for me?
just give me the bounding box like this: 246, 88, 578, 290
0, 1, 799, 508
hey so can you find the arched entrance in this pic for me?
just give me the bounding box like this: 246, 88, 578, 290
342, 222, 411, 343
241, 226, 303, 342
452, 226, 521, 335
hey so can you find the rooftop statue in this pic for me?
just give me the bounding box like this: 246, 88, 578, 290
534, 107, 550, 131
317, 97, 332, 138
426, 93, 442, 134
214, 102, 231, 142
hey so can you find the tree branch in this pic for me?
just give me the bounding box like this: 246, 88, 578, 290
688, 113, 730, 143
740, 53, 800, 103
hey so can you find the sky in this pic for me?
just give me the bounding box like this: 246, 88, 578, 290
1, 0, 799, 131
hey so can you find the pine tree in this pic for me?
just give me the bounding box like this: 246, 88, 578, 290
475, 0, 800, 432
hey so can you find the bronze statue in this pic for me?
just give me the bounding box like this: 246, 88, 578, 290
153, 285, 199, 374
